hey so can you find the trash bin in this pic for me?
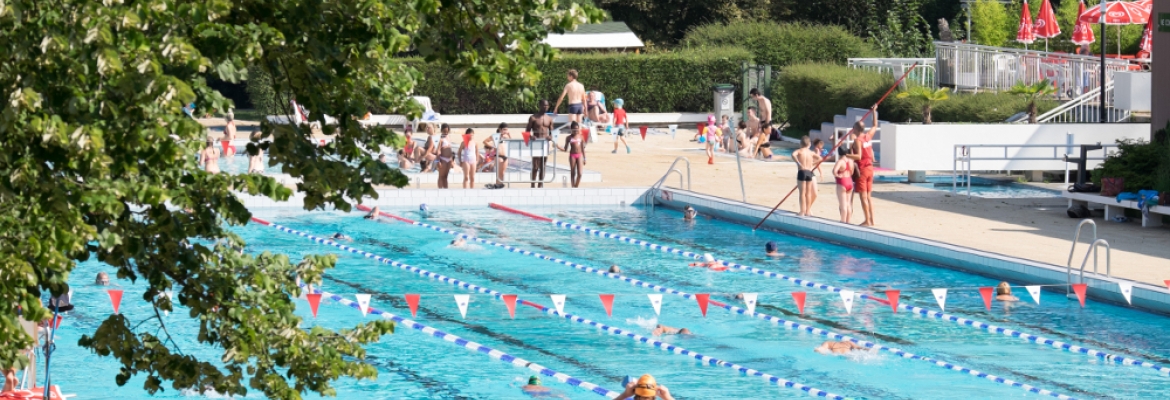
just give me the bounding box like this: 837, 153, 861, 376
712, 84, 736, 124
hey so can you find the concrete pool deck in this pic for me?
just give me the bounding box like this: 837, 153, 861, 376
211, 117, 1169, 288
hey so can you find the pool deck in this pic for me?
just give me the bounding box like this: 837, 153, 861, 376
214, 117, 1169, 289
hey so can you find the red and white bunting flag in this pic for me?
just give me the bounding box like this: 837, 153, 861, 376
355, 294, 371, 316
1118, 282, 1133, 305
1071, 284, 1088, 307
884, 290, 900, 313
1026, 285, 1042, 304
647, 294, 662, 316
306, 293, 322, 318
931, 288, 948, 311
791, 292, 807, 315
979, 287, 994, 310
742, 293, 758, 314
502, 294, 518, 318
1164, 280, 1169, 290
599, 294, 615, 317
405, 294, 420, 318
694, 294, 710, 317
839, 290, 855, 314
550, 295, 566, 315
107, 289, 124, 314
454, 295, 470, 319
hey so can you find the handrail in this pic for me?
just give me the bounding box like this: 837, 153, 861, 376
1073, 238, 1112, 287
1035, 84, 1104, 122
644, 156, 691, 206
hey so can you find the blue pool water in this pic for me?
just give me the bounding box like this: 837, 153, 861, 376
49, 206, 1169, 399
875, 175, 1061, 199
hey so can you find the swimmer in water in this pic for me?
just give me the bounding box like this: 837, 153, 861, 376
615, 374, 676, 400
688, 253, 725, 270
995, 281, 1019, 302
95, 271, 110, 285
651, 324, 691, 336
815, 340, 867, 355
450, 238, 466, 247
765, 241, 783, 257
608, 265, 621, 274
331, 233, 352, 241
682, 206, 697, 221
365, 206, 381, 220
520, 376, 569, 399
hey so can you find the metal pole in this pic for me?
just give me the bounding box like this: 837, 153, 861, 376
1099, 0, 1107, 123
731, 119, 747, 203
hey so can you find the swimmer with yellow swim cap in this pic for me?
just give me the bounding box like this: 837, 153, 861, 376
616, 374, 675, 400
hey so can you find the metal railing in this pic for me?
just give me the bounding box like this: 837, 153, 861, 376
1071, 238, 1112, 299
1066, 219, 1097, 296
498, 138, 558, 185
848, 58, 937, 88
644, 157, 691, 207
935, 42, 1131, 96
1034, 81, 1130, 123
951, 143, 1117, 196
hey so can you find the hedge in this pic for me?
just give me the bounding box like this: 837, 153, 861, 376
682, 22, 878, 68
778, 62, 1059, 130
406, 47, 751, 114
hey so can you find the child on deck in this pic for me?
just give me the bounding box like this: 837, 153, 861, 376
611, 98, 630, 154
703, 115, 721, 165
555, 122, 586, 188
719, 115, 734, 153
458, 128, 478, 189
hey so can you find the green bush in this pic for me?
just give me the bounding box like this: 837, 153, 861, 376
776, 63, 895, 130
970, 0, 1011, 47
681, 22, 878, 68
406, 47, 751, 114
884, 92, 1057, 123
245, 65, 281, 116
1093, 139, 1168, 192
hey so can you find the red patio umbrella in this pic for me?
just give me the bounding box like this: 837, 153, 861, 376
1017, 0, 1036, 48
1139, 13, 1153, 57
1078, 1, 1151, 57
1071, 1, 1096, 46
1034, 0, 1061, 51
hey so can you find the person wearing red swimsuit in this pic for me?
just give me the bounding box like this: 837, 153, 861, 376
846, 107, 879, 226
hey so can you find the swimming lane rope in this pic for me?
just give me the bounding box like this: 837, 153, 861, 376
253, 216, 854, 400
488, 203, 1170, 377
299, 284, 619, 399
361, 206, 1079, 400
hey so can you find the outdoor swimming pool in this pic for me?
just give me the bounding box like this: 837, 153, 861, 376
875, 175, 1062, 198
50, 205, 1169, 399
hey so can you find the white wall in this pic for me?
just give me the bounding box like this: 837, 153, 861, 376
883, 123, 1151, 171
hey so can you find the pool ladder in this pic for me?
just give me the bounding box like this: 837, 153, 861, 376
1066, 219, 1111, 299
644, 156, 691, 207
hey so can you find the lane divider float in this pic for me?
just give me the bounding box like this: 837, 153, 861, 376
256, 216, 853, 400
300, 284, 619, 398
488, 203, 1170, 376
364, 206, 1079, 400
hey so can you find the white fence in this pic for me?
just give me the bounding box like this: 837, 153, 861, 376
848, 58, 937, 87
934, 42, 1132, 97
882, 123, 1150, 171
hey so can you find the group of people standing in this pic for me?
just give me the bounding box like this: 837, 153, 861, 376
791, 108, 878, 226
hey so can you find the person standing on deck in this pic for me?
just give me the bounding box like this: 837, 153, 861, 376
846, 107, 879, 226
526, 100, 555, 188
792, 136, 821, 217
750, 88, 772, 136
554, 69, 586, 126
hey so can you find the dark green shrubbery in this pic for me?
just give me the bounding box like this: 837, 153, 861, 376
246, 48, 751, 115
682, 22, 878, 68
778, 62, 1059, 129
1093, 138, 1168, 192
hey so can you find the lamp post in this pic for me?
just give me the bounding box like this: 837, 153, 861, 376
1099, 0, 1107, 123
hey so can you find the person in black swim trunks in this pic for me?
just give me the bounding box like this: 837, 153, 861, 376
792, 136, 821, 217
554, 69, 586, 126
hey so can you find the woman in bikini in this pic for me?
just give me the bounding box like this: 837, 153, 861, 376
458, 128, 478, 189
833, 152, 855, 223
555, 122, 585, 188
221, 113, 237, 156
433, 123, 455, 188
482, 122, 511, 189
199, 139, 220, 174
419, 123, 438, 172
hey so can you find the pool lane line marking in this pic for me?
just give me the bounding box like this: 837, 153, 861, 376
256, 216, 855, 400
489, 203, 1170, 377
364, 207, 1079, 400
296, 284, 619, 399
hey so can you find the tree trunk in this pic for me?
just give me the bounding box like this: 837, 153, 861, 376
923, 104, 933, 124
1028, 100, 1038, 124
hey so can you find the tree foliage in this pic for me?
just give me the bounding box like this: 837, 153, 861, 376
682, 22, 877, 67
869, 0, 936, 58
0, 0, 600, 398
1008, 79, 1058, 123
594, 0, 771, 45
896, 86, 951, 124
970, 0, 1012, 47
